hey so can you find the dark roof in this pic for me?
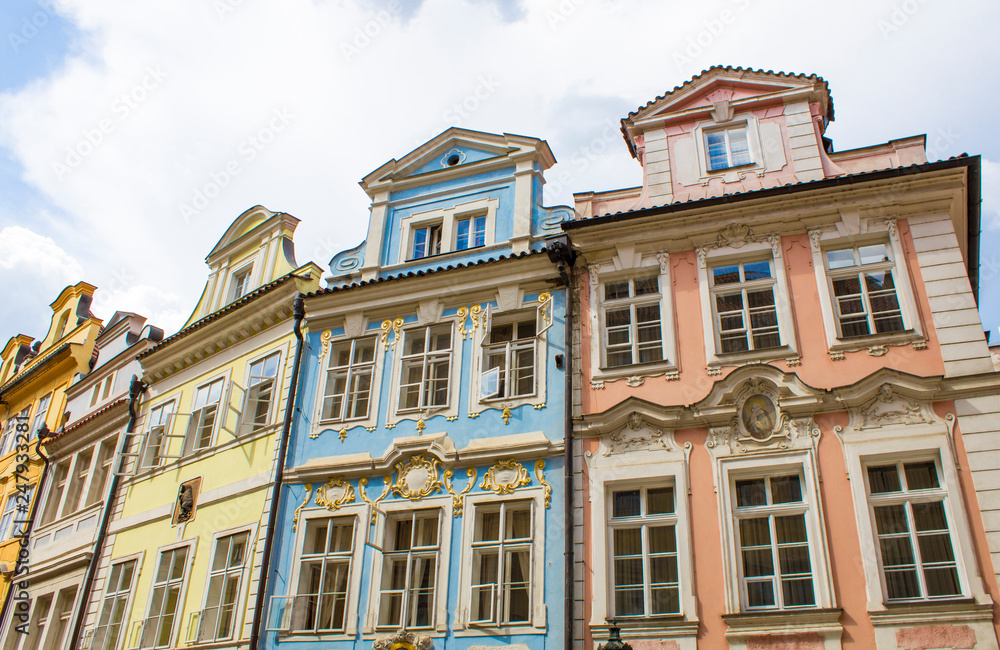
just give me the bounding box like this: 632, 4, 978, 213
0, 343, 72, 397
310, 250, 548, 298
564, 155, 982, 301
49, 397, 129, 442
138, 273, 300, 359
625, 65, 833, 121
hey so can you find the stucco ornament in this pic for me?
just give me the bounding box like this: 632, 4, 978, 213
707, 378, 819, 454
314, 477, 355, 511
603, 413, 671, 456
858, 384, 931, 429
480, 459, 532, 495
372, 631, 434, 650
443, 467, 477, 517
391, 454, 444, 500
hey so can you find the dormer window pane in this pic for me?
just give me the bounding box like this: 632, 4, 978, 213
230, 266, 253, 303
707, 126, 752, 171
412, 224, 442, 259
455, 215, 486, 251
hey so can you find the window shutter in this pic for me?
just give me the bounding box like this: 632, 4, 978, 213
185, 611, 201, 643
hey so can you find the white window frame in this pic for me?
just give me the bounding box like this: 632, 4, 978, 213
365, 499, 452, 633
394, 324, 455, 416
588, 252, 678, 382
228, 261, 255, 303
455, 489, 547, 635
239, 350, 283, 434
475, 312, 541, 404
454, 211, 488, 251
195, 525, 254, 643
809, 226, 922, 354
280, 504, 367, 639
2, 406, 31, 455
697, 240, 798, 368
41, 460, 70, 525
704, 123, 753, 172
184, 377, 227, 455
90, 554, 142, 650
709, 258, 783, 356
600, 275, 668, 370
0, 491, 19, 540
398, 197, 499, 264
838, 419, 987, 611
139, 542, 193, 649
318, 335, 380, 427
31, 393, 52, 436
716, 452, 834, 614
85, 436, 118, 508
140, 400, 177, 469
692, 116, 765, 180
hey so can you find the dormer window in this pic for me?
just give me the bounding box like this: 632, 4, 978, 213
229, 265, 254, 303
706, 125, 752, 171
455, 214, 486, 251
412, 223, 443, 259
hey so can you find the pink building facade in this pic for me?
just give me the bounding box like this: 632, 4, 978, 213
565, 67, 1000, 649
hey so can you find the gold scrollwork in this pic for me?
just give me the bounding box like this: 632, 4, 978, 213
468, 412, 480, 419
457, 306, 470, 339
446, 415, 458, 421
537, 291, 552, 327
391, 454, 444, 500
292, 483, 313, 532
314, 477, 356, 512
534, 460, 551, 509
533, 403, 546, 410
443, 467, 477, 517
320, 330, 333, 356
416, 418, 425, 435
380, 317, 405, 350
339, 427, 348, 442
359, 476, 391, 524
502, 405, 512, 425
480, 459, 531, 495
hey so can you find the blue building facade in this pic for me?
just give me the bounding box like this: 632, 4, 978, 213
264, 129, 575, 649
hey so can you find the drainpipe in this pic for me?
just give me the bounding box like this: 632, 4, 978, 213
249, 293, 305, 650
68, 374, 146, 650
0, 421, 55, 637
545, 235, 576, 650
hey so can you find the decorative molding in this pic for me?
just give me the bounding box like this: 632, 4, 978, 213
785, 357, 801, 367
446, 415, 458, 421
291, 483, 313, 533
359, 476, 391, 524
856, 384, 933, 430
588, 263, 600, 287
707, 366, 722, 376
656, 252, 670, 276
443, 467, 477, 517
884, 216, 899, 239
807, 229, 823, 252
380, 317, 404, 350
390, 454, 444, 500
416, 418, 426, 435
537, 291, 552, 330
320, 330, 333, 356
591, 380, 605, 389
501, 404, 512, 425
912, 339, 928, 350
625, 375, 644, 387
533, 403, 546, 410
706, 378, 820, 455
372, 631, 433, 650
867, 345, 888, 357
458, 304, 483, 340
467, 411, 480, 419
314, 477, 355, 512
696, 247, 708, 269
767, 234, 782, 259
338, 427, 347, 442
603, 413, 671, 456
534, 460, 551, 508
829, 350, 845, 361
480, 459, 532, 495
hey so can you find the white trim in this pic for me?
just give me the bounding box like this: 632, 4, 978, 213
315, 333, 383, 431
194, 523, 257, 643
398, 197, 499, 262
388, 322, 460, 424
137, 540, 195, 649
88, 551, 144, 650
469, 304, 547, 412
237, 346, 287, 435
692, 115, 765, 181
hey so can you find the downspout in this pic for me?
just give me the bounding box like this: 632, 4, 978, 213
0, 420, 55, 637
67, 375, 146, 650
249, 293, 305, 650
545, 236, 576, 650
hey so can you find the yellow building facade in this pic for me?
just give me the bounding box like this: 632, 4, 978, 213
77, 207, 319, 650
0, 282, 103, 629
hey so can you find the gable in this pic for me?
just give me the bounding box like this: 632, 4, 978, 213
407, 143, 507, 177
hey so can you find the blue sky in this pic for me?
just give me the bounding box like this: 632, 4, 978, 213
1, 0, 999, 345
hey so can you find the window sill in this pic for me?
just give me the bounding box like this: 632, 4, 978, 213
828, 330, 924, 355
390, 242, 507, 268
723, 608, 842, 635
591, 618, 698, 638
454, 624, 545, 637
592, 361, 678, 384
868, 599, 991, 626
708, 345, 796, 369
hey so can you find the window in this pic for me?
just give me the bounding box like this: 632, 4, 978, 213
826, 243, 905, 339
2, 407, 31, 455
321, 337, 376, 422
200, 531, 250, 642
455, 214, 486, 251
711, 260, 781, 354
411, 223, 442, 259
86, 438, 117, 507
378, 510, 440, 629
242, 353, 281, 432
32, 393, 51, 436
0, 492, 19, 539
482, 320, 536, 400
866, 459, 961, 601
140, 546, 189, 648
91, 376, 114, 407
60, 446, 93, 517
608, 486, 679, 617
229, 265, 253, 303
470, 500, 532, 625
293, 516, 355, 633
45, 587, 77, 650
185, 379, 224, 453
399, 325, 452, 412
92, 559, 137, 650
732, 473, 815, 610
142, 401, 175, 468
706, 125, 751, 171
41, 462, 69, 525
602, 276, 664, 368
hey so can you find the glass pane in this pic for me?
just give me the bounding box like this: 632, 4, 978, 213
633, 276, 659, 296
746, 580, 775, 607
912, 502, 948, 532
917, 532, 955, 564
604, 280, 630, 300
874, 505, 909, 535
858, 244, 889, 264
476, 510, 500, 542
648, 525, 677, 554
774, 515, 807, 544
507, 506, 531, 540
781, 578, 815, 606
743, 260, 771, 281
826, 248, 856, 269
879, 537, 916, 567
739, 518, 771, 548
647, 487, 674, 515
615, 588, 644, 617
613, 528, 641, 556
779, 546, 811, 575
651, 586, 679, 614
770, 476, 802, 504
713, 265, 741, 285
924, 567, 961, 597
868, 465, 901, 494
735, 479, 766, 507
612, 490, 640, 518
904, 461, 939, 490
885, 568, 920, 600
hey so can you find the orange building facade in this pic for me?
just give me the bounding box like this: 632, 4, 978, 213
566, 68, 1000, 649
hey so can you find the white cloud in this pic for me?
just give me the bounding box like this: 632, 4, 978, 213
91, 283, 188, 335
0, 225, 83, 282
